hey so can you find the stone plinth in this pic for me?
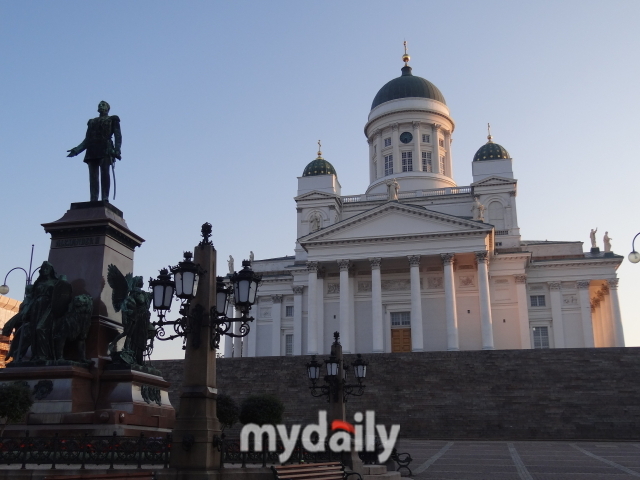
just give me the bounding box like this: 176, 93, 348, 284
42, 201, 144, 360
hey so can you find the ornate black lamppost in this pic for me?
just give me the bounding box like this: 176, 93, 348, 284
306, 332, 368, 473
0, 244, 38, 295
628, 232, 640, 263
156, 223, 262, 474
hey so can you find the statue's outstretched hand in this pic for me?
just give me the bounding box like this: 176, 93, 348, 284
114, 150, 121, 160
67, 148, 78, 157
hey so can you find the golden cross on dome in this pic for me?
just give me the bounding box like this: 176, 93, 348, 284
487, 123, 493, 142
402, 40, 410, 66
317, 140, 322, 157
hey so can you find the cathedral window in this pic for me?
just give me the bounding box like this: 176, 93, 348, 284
391, 311, 411, 326
285, 305, 294, 317
532, 326, 550, 349
422, 152, 432, 172
401, 151, 413, 172
422, 134, 430, 143
439, 155, 445, 174
530, 295, 546, 307
285, 334, 293, 355
384, 137, 391, 147
439, 138, 444, 147
384, 155, 393, 175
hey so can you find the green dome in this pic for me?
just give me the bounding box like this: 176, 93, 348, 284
371, 66, 446, 110
303, 156, 337, 177
473, 139, 511, 162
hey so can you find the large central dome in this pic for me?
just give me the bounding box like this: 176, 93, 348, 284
371, 65, 446, 110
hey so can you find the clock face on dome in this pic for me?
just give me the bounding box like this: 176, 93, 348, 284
400, 132, 413, 144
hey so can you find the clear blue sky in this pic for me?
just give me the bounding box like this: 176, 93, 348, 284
1, 1, 639, 359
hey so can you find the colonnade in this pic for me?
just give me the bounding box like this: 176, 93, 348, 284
588, 279, 624, 348
300, 252, 494, 355
369, 122, 452, 181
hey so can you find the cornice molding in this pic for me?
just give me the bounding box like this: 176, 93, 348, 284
364, 109, 455, 137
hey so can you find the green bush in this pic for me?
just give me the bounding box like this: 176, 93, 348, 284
0, 382, 33, 436
239, 394, 284, 426
216, 393, 239, 431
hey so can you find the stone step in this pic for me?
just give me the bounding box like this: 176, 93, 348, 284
363, 465, 388, 475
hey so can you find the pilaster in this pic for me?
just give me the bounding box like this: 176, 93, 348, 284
514, 275, 530, 348
548, 282, 565, 348
576, 280, 595, 348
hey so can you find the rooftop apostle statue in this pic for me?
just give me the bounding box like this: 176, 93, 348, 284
67, 101, 122, 202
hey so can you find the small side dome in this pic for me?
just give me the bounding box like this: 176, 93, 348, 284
473, 130, 510, 162
303, 143, 337, 177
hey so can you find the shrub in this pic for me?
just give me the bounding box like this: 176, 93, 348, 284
216, 393, 239, 432
0, 382, 33, 436
239, 394, 284, 426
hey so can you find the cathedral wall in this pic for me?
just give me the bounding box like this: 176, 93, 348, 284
256, 323, 272, 356
322, 301, 340, 348
491, 305, 523, 349
154, 347, 640, 440
563, 311, 584, 349
422, 296, 448, 350
456, 293, 483, 350
354, 301, 373, 353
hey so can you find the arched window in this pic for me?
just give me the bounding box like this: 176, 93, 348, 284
488, 201, 505, 230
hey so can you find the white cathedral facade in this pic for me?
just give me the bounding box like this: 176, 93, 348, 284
225, 54, 624, 358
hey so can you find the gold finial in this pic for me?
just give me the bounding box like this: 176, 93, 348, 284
487, 123, 493, 143
317, 140, 322, 158
402, 40, 410, 66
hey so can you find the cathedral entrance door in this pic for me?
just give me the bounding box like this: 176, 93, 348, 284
390, 311, 412, 352
391, 328, 412, 352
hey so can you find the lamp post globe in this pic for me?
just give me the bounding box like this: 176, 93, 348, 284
149, 268, 175, 313
352, 354, 368, 381
171, 251, 200, 300
0, 285, 8, 295
215, 276, 231, 316
230, 260, 261, 315
629, 251, 640, 264
306, 355, 322, 381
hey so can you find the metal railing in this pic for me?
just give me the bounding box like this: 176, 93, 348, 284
0, 431, 171, 470
341, 186, 472, 204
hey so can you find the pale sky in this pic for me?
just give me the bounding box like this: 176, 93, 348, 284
1, 1, 638, 359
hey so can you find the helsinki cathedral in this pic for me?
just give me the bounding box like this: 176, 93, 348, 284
225, 48, 624, 358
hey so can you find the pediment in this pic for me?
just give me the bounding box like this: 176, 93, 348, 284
299, 202, 491, 246
471, 176, 517, 187
295, 190, 340, 201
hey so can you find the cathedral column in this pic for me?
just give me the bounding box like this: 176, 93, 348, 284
514, 275, 531, 348
590, 301, 600, 347
607, 278, 625, 347
375, 129, 383, 179
475, 252, 494, 350
412, 122, 421, 171
317, 268, 325, 355
292, 286, 303, 355
271, 295, 283, 356
444, 130, 452, 177
368, 137, 375, 183
593, 297, 605, 347
432, 124, 441, 174
548, 282, 565, 348
348, 269, 356, 353
441, 253, 459, 351
391, 123, 401, 174
370, 258, 384, 353
408, 255, 424, 351
576, 280, 595, 348
597, 290, 612, 345
338, 260, 352, 352
307, 262, 318, 355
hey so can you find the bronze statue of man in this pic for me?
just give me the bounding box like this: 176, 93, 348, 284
67, 101, 122, 202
